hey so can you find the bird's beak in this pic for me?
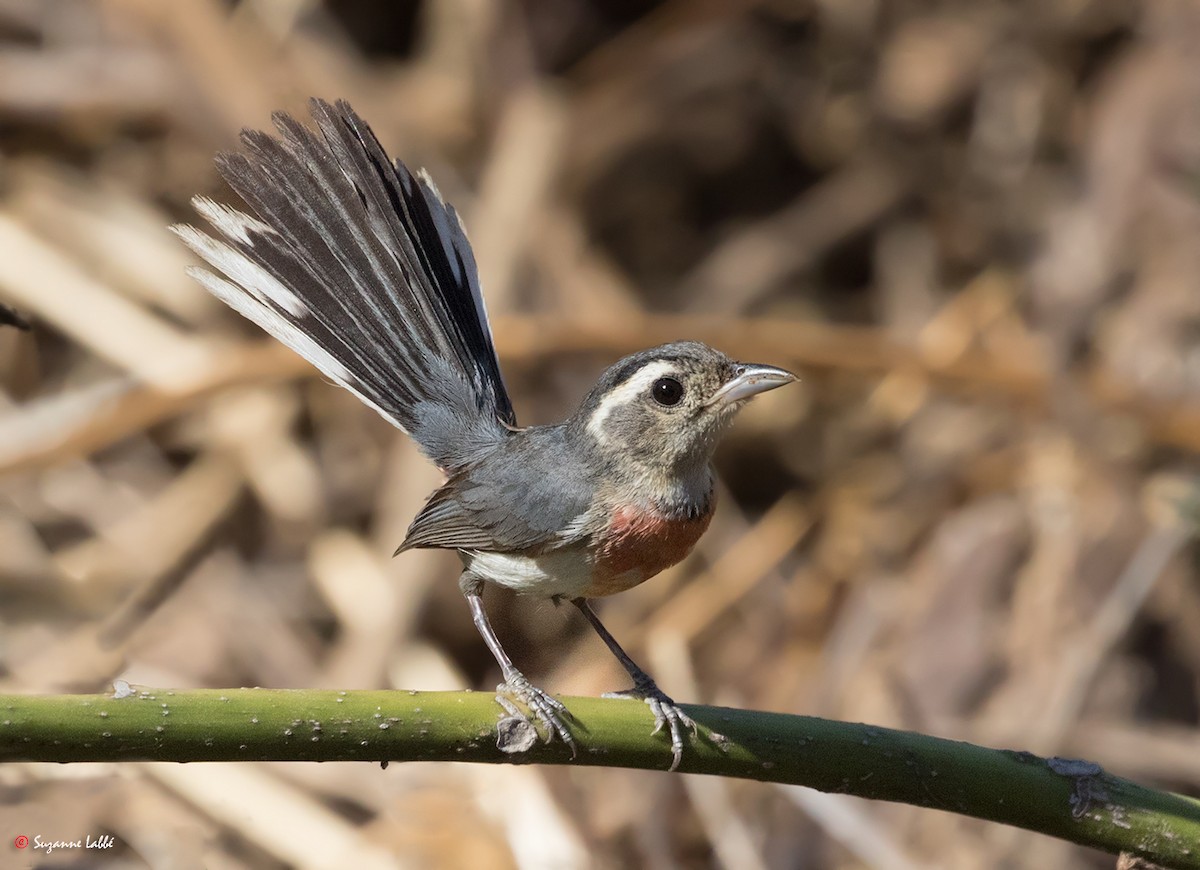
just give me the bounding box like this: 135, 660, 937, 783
707, 363, 796, 408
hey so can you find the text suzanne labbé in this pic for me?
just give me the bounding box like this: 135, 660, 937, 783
32, 834, 117, 855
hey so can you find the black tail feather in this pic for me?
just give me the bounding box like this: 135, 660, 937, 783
172, 98, 515, 470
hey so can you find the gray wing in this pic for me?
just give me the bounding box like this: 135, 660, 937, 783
397, 428, 596, 554
172, 98, 514, 471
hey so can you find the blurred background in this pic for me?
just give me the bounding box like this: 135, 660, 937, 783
1, 0, 1199, 867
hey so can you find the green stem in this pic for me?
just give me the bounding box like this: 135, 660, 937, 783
2, 687, 1198, 868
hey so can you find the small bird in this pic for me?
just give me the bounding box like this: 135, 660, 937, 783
173, 99, 795, 769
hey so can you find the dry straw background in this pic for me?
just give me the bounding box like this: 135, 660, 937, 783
2, 0, 1200, 867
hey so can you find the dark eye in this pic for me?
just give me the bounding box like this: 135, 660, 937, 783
651, 377, 684, 406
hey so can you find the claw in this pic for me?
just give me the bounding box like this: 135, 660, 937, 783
497, 673, 577, 757
603, 681, 699, 771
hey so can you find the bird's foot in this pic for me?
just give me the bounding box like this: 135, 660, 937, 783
496, 671, 576, 757
604, 678, 698, 771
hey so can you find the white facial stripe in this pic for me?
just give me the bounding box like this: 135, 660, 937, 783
586, 360, 678, 442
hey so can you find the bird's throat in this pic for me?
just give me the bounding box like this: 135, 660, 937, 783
613, 459, 714, 521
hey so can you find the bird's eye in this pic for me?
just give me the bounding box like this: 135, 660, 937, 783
651, 377, 684, 406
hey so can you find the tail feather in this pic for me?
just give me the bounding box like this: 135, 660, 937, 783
172, 98, 515, 470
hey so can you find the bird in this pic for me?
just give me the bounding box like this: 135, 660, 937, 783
172, 98, 795, 770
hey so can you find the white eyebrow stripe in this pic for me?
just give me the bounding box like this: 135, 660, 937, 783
586, 360, 678, 442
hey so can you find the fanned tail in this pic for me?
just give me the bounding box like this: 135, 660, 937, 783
172, 98, 514, 470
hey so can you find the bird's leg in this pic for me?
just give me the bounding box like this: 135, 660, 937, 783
460, 572, 575, 753
572, 597, 696, 770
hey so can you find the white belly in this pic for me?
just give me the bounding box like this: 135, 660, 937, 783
464, 548, 596, 598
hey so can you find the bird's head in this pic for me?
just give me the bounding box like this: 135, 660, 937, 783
571, 341, 795, 487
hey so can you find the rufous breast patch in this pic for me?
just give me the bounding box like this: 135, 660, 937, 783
586, 502, 714, 597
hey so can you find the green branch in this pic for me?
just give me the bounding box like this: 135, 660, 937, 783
2, 687, 1198, 867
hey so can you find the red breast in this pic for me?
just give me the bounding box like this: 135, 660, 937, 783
583, 498, 715, 597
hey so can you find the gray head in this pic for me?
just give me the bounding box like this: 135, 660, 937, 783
570, 341, 795, 478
